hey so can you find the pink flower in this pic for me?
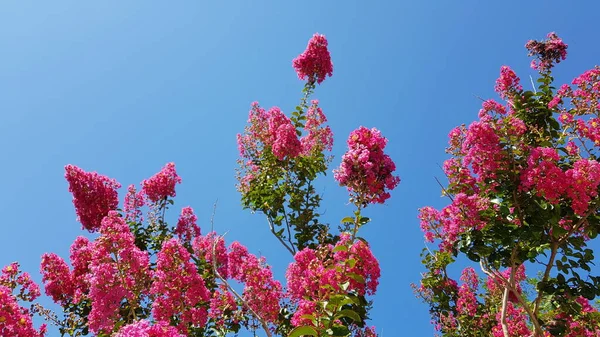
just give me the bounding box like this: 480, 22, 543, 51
334, 127, 400, 205
124, 185, 145, 223
300, 100, 334, 155
227, 242, 282, 323
0, 285, 46, 337
88, 211, 151, 334
142, 163, 181, 203
175, 206, 201, 245
293, 33, 333, 84
520, 147, 568, 203
491, 302, 531, 337
69, 236, 92, 303
193, 232, 229, 278
494, 66, 522, 100
151, 239, 210, 334
268, 107, 302, 160
526, 32, 568, 71
286, 237, 380, 327
114, 320, 185, 337
0, 264, 45, 337
456, 268, 479, 316
65, 165, 121, 232
565, 159, 600, 215
40, 253, 74, 305
209, 285, 239, 328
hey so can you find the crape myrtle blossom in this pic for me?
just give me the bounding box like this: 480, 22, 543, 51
286, 234, 380, 327
0, 263, 46, 337
334, 126, 400, 205
418, 32, 600, 337
151, 239, 210, 334
65, 165, 121, 232
88, 211, 151, 334
293, 33, 333, 84
526, 32, 568, 71
114, 319, 185, 337
142, 162, 181, 203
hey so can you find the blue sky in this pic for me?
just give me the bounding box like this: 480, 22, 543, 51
1, 1, 599, 336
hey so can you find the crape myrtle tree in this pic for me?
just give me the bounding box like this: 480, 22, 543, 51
0, 33, 400, 337
417, 33, 600, 337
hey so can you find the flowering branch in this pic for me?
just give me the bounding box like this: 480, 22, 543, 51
210, 234, 273, 337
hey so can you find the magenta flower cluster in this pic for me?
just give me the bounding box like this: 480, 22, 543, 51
151, 239, 210, 334
65, 164, 121, 232
286, 235, 380, 328
526, 32, 568, 71
293, 33, 333, 84
0, 263, 46, 337
142, 162, 182, 203
334, 126, 400, 205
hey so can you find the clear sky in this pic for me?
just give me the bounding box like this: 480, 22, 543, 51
1, 1, 599, 336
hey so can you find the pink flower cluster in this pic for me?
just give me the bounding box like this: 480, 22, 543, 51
491, 302, 531, 337
334, 126, 400, 205
268, 107, 302, 160
209, 285, 238, 328
175, 206, 201, 245
418, 193, 490, 250
0, 263, 46, 337
151, 239, 210, 334
462, 120, 506, 186
0, 286, 46, 337
65, 164, 121, 232
142, 163, 181, 203
114, 320, 185, 337
124, 184, 146, 223
39, 237, 92, 306
40, 253, 73, 305
193, 234, 282, 325
286, 236, 380, 327
293, 33, 333, 84
227, 242, 282, 323
300, 100, 334, 155
526, 32, 568, 71
485, 265, 526, 303
521, 147, 600, 215
555, 297, 599, 337
456, 267, 478, 316
237, 104, 302, 161
494, 66, 522, 100
520, 147, 566, 203
193, 231, 229, 278
88, 211, 151, 334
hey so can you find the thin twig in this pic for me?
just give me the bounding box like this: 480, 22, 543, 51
266, 216, 295, 256
530, 75, 537, 94
210, 199, 218, 232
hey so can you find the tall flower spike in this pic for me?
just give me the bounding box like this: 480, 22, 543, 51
142, 162, 182, 203
293, 33, 333, 84
334, 126, 400, 205
64, 165, 121, 232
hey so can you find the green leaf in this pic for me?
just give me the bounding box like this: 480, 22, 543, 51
329, 325, 351, 336
335, 309, 362, 322
347, 272, 365, 284
333, 245, 348, 253
288, 326, 318, 337
341, 217, 354, 224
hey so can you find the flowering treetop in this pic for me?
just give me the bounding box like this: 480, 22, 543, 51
0, 33, 399, 337
417, 32, 600, 337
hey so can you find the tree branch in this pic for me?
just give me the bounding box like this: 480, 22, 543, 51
266, 216, 295, 256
